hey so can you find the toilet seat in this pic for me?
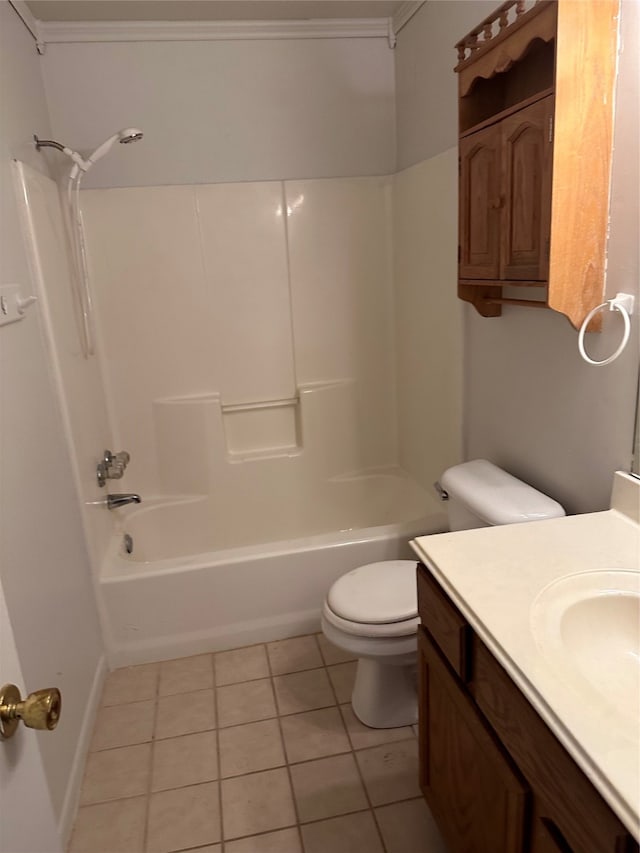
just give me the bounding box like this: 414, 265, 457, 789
327, 560, 418, 625
323, 601, 419, 638
324, 560, 419, 638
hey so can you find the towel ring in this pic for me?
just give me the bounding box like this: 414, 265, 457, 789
578, 293, 634, 367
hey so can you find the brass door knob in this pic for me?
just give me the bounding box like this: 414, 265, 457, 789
0, 684, 62, 740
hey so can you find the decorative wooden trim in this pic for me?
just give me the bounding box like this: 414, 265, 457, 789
458, 283, 503, 317
457, 3, 556, 97
455, 1, 553, 69
547, 0, 620, 330
37, 17, 390, 44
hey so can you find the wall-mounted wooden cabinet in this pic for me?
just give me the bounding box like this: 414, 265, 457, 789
455, 0, 620, 329
417, 563, 639, 853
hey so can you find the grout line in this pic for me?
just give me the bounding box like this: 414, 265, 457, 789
324, 653, 388, 853
142, 668, 160, 853
266, 639, 306, 853
212, 653, 225, 852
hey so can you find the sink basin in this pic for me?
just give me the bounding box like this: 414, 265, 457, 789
531, 570, 640, 723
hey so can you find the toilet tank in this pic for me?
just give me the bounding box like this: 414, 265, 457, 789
440, 459, 565, 531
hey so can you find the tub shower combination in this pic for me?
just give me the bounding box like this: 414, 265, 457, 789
16, 141, 452, 668
101, 382, 445, 665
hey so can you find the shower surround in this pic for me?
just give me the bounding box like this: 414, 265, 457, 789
17, 155, 461, 666
82, 177, 397, 495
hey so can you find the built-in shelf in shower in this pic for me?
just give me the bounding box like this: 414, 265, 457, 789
222, 396, 302, 461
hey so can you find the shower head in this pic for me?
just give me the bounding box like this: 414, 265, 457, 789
35, 127, 144, 174
87, 127, 144, 166
119, 128, 144, 144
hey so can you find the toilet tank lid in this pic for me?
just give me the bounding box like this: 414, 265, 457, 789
327, 561, 418, 624
440, 460, 565, 526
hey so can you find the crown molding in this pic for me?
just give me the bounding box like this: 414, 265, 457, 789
38, 17, 390, 45
8, 0, 44, 49
392, 2, 425, 35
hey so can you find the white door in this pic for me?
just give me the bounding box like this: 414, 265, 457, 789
0, 578, 61, 853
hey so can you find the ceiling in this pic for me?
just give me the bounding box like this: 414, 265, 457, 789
25, 1, 407, 23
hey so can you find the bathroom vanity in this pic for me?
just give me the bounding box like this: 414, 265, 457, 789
411, 472, 640, 853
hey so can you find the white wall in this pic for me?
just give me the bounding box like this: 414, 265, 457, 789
395, 0, 639, 514
395, 0, 496, 171
0, 1, 104, 838
40, 37, 395, 188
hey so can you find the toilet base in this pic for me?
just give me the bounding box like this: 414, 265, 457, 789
351, 657, 418, 729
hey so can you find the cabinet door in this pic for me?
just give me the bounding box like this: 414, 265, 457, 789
418, 628, 529, 853
459, 122, 502, 279
500, 95, 554, 280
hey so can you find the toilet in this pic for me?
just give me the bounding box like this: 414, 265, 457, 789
321, 459, 565, 728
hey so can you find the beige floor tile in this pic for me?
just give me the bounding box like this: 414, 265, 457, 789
290, 753, 368, 823
90, 700, 155, 751
215, 645, 269, 686
316, 633, 357, 666
146, 782, 220, 853
225, 827, 302, 853
267, 635, 323, 675
102, 663, 158, 706
219, 718, 285, 778
151, 730, 218, 791
221, 767, 296, 840
80, 743, 151, 805
217, 678, 276, 728
327, 662, 357, 704
68, 796, 147, 853
280, 707, 350, 764
376, 798, 449, 853
340, 704, 416, 750
300, 811, 384, 853
159, 654, 213, 696
155, 688, 216, 739
355, 740, 421, 806
273, 668, 335, 716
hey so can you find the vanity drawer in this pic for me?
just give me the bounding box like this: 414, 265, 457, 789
417, 563, 471, 681
472, 641, 639, 853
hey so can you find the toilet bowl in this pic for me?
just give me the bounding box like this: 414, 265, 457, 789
321, 460, 566, 730
321, 560, 420, 728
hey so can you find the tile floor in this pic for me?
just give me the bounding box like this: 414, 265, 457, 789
69, 634, 448, 853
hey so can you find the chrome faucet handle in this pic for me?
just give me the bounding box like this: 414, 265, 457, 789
97, 458, 109, 487
97, 449, 131, 487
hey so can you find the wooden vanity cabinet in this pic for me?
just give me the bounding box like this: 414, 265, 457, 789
455, 0, 620, 328
416, 562, 639, 853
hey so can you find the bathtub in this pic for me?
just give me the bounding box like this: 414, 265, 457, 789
99, 472, 446, 667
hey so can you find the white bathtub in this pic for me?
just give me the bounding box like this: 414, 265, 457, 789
100, 472, 446, 666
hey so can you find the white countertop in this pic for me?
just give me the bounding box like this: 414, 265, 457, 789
410, 472, 640, 840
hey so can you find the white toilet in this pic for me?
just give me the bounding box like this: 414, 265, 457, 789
321, 459, 565, 728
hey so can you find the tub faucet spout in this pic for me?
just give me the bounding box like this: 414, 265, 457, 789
106, 493, 141, 510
